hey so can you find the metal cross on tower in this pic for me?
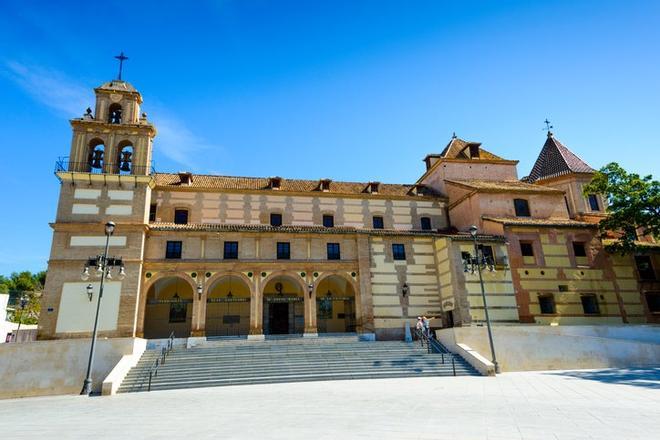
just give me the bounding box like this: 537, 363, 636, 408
114, 52, 129, 80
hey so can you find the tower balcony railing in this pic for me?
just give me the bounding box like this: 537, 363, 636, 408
54, 157, 156, 176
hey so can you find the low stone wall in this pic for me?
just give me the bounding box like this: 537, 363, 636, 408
437, 325, 660, 372
0, 337, 145, 399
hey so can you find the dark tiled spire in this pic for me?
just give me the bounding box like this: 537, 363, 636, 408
525, 133, 595, 182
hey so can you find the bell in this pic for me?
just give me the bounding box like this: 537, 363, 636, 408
120, 151, 132, 172
90, 150, 104, 169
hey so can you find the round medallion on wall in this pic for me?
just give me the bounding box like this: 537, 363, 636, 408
300, 272, 306, 277
110, 93, 122, 103
351, 272, 357, 278
206, 272, 212, 278
313, 272, 319, 278
191, 272, 197, 278
261, 272, 267, 277
247, 272, 253, 278
146, 272, 152, 278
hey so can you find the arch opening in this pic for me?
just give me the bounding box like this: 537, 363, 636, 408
116, 141, 134, 174
262, 275, 304, 335
143, 276, 193, 339
87, 138, 105, 172
316, 275, 356, 333
108, 103, 123, 124
205, 275, 251, 338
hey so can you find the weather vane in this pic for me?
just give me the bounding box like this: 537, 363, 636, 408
543, 118, 553, 134
114, 52, 129, 81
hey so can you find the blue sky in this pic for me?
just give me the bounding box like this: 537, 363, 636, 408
1, 0, 659, 275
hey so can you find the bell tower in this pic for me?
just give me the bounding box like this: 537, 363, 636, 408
67, 76, 156, 175
40, 56, 159, 340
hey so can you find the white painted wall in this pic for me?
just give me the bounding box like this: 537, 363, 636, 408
437, 325, 660, 372
69, 236, 127, 247
0, 337, 145, 398
56, 282, 121, 333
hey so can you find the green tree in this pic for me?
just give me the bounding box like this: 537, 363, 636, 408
584, 162, 660, 254
0, 270, 46, 324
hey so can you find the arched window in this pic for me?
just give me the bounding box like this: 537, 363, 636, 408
116, 141, 134, 174
108, 103, 123, 124
87, 139, 105, 172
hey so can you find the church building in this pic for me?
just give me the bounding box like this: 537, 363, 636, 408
37, 75, 659, 342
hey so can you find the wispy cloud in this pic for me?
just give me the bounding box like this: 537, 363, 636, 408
2, 60, 219, 170
148, 109, 219, 171
3, 60, 93, 117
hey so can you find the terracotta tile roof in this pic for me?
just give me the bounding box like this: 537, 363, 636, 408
436, 137, 507, 161
445, 179, 563, 193
482, 216, 596, 228
153, 173, 442, 198
149, 222, 454, 237
525, 134, 595, 182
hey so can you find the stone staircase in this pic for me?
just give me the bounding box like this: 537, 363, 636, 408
117, 335, 480, 393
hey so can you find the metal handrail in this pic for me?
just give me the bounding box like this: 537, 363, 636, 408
144, 332, 176, 392
414, 328, 456, 376
54, 157, 156, 175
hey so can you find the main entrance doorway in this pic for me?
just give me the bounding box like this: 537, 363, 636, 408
263, 275, 305, 335
268, 302, 289, 334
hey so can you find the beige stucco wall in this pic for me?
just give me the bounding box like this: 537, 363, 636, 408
151, 190, 447, 231
437, 325, 660, 372
0, 337, 145, 399
420, 160, 519, 195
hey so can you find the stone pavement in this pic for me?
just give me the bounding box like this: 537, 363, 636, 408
1, 368, 658, 439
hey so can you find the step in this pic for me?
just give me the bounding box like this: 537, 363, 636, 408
118, 369, 474, 393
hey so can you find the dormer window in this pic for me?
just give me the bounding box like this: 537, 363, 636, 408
410, 183, 426, 196
269, 177, 282, 190
319, 179, 332, 192
178, 172, 193, 185
469, 144, 480, 158
587, 194, 600, 211
367, 182, 380, 194
514, 198, 531, 217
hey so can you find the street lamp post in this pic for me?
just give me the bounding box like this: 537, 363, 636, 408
466, 225, 500, 373
13, 295, 29, 343
79, 221, 126, 395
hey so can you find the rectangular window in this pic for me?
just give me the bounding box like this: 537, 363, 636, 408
174, 209, 189, 225
224, 241, 238, 259
276, 242, 290, 260
165, 241, 182, 259
479, 244, 494, 262
635, 255, 655, 280
520, 242, 535, 257
572, 242, 587, 257
588, 194, 600, 211
581, 294, 600, 315
514, 199, 531, 217
645, 292, 660, 314
149, 203, 157, 222
323, 215, 334, 228
392, 244, 406, 261
538, 294, 556, 314
420, 217, 432, 231
327, 243, 340, 260
270, 213, 282, 227
372, 216, 384, 229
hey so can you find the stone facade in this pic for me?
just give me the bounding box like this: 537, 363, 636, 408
37, 78, 659, 341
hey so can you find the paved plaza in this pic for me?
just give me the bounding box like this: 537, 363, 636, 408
1, 368, 659, 439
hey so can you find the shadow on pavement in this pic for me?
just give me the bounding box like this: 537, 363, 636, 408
547, 366, 660, 389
